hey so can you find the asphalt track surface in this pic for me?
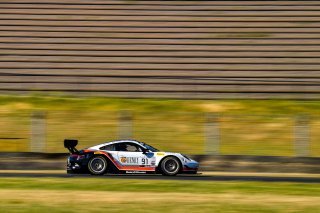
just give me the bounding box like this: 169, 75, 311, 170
1, 173, 320, 183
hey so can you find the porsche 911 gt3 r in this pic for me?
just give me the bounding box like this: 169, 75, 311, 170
64, 139, 199, 176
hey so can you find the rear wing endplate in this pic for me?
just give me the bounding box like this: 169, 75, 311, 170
64, 139, 79, 154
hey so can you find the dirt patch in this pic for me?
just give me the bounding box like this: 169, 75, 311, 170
199, 102, 243, 113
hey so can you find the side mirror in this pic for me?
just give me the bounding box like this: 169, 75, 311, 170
142, 148, 150, 154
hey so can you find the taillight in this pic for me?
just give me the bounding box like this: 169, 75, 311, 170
70, 154, 85, 160
76, 155, 85, 160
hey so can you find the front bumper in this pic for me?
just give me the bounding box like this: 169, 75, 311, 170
182, 160, 199, 173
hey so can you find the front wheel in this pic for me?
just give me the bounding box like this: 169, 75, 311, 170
160, 157, 180, 176
88, 156, 107, 175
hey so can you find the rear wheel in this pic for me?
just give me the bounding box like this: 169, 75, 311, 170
88, 156, 107, 175
160, 157, 180, 176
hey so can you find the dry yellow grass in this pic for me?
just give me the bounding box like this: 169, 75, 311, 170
1, 177, 320, 212
1, 189, 320, 206
1, 96, 320, 156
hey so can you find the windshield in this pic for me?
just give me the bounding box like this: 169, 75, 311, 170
139, 142, 159, 152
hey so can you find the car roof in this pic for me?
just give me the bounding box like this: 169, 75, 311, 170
87, 140, 144, 150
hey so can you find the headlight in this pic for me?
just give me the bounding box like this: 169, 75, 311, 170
182, 154, 191, 161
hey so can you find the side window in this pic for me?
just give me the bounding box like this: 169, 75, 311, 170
115, 143, 143, 152
100, 144, 115, 151
126, 143, 142, 152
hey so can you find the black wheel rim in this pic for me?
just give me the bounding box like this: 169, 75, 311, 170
91, 158, 105, 173
165, 159, 178, 173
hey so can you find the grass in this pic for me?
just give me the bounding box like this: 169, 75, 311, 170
0, 95, 320, 156
0, 177, 320, 212
0, 177, 320, 195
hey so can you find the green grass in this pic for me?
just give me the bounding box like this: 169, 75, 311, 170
0, 95, 320, 156
1, 177, 320, 213
0, 177, 319, 195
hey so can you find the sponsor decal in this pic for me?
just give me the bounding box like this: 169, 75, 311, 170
126, 171, 146, 174
119, 156, 156, 166
156, 152, 165, 156
96, 152, 155, 171
120, 157, 139, 164
120, 157, 127, 163
127, 157, 138, 164
94, 151, 103, 154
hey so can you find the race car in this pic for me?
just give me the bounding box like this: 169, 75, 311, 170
64, 139, 199, 176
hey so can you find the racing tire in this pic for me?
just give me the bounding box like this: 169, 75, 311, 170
88, 156, 107, 175
160, 156, 180, 176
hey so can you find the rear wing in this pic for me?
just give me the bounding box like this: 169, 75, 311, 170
64, 139, 79, 154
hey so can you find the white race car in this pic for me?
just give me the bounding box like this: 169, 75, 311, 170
65, 139, 199, 176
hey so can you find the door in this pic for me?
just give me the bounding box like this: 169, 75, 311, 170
115, 142, 156, 170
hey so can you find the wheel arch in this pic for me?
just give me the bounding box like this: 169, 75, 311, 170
87, 155, 108, 175
156, 155, 183, 174
90, 153, 119, 172
90, 153, 109, 162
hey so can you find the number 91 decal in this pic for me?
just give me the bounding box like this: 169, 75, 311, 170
141, 158, 148, 165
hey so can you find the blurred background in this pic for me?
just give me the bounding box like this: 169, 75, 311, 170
2, 1, 320, 213
0, 0, 320, 169
1, 103, 320, 157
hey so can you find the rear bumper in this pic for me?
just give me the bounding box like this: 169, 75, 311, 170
67, 165, 84, 174
67, 156, 89, 174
